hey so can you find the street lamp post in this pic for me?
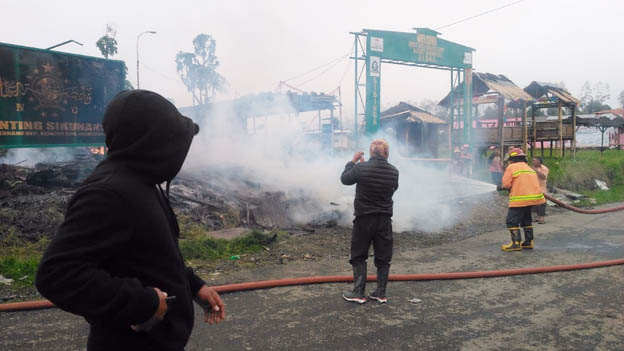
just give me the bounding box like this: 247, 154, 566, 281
136, 31, 156, 89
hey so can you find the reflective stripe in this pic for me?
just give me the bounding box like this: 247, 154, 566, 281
512, 170, 536, 177
510, 194, 545, 202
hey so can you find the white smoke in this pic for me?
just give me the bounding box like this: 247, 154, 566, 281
0, 147, 76, 167
183, 100, 495, 233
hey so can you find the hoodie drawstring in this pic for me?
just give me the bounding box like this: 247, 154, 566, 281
157, 181, 180, 237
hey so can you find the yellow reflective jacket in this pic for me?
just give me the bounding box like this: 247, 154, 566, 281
502, 162, 546, 208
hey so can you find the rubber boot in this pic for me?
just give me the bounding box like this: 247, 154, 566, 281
343, 262, 367, 304
369, 265, 390, 303
501, 228, 522, 252
522, 226, 534, 249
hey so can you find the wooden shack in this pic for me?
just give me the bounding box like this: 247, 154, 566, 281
523, 81, 580, 158
439, 74, 581, 158
380, 102, 447, 157
439, 72, 532, 152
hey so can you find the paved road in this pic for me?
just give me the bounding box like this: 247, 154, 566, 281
1, 206, 623, 350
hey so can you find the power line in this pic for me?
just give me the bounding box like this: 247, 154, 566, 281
435, 0, 526, 31
283, 48, 352, 83
295, 53, 350, 88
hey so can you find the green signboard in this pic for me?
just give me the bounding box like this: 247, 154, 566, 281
362, 28, 474, 134
0, 42, 125, 148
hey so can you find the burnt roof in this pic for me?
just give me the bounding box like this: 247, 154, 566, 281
381, 102, 428, 117
380, 102, 446, 125
439, 72, 532, 107
524, 81, 580, 107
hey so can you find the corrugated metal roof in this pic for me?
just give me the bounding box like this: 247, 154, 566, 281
407, 111, 447, 124
596, 108, 624, 118
524, 81, 580, 105
381, 110, 447, 124
475, 73, 533, 101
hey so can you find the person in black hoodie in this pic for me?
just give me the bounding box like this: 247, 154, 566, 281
340, 139, 399, 304
35, 90, 226, 351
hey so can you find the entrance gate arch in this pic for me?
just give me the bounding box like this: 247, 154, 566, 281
350, 28, 474, 149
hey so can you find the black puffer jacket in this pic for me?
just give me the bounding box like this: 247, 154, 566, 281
36, 90, 204, 351
341, 156, 399, 217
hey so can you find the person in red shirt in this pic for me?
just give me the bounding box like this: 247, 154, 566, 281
531, 157, 549, 224
497, 148, 546, 251
488, 147, 503, 187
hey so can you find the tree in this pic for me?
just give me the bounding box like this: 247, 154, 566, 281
579, 81, 593, 107
95, 24, 118, 59
578, 80, 611, 113
175, 34, 227, 105
618, 90, 624, 108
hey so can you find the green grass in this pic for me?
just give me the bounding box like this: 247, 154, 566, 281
0, 255, 40, 288
179, 229, 277, 261
540, 150, 624, 188
0, 228, 46, 288
578, 185, 624, 206
177, 215, 281, 261
538, 149, 624, 206
540, 150, 624, 190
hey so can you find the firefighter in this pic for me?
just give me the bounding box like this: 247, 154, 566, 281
497, 148, 546, 251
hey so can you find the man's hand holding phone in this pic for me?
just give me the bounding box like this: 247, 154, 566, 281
352, 151, 365, 163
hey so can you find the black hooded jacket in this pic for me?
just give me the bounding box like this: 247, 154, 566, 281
36, 90, 204, 351
341, 156, 399, 217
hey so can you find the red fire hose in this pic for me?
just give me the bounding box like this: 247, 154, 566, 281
2, 258, 624, 313
544, 193, 624, 214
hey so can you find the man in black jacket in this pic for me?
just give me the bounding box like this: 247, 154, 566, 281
340, 139, 399, 304
36, 90, 225, 351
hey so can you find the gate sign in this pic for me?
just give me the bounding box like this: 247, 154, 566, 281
0, 42, 125, 148
365, 28, 474, 68
363, 28, 474, 134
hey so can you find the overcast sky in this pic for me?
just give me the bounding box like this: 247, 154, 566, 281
3, 0, 623, 114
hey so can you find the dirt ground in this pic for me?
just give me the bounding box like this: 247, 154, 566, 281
1, 203, 622, 350
0, 189, 554, 302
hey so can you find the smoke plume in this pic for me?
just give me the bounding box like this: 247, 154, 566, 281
182, 99, 495, 232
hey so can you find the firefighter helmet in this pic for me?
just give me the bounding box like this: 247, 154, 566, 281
507, 147, 526, 157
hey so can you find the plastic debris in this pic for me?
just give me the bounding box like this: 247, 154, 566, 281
0, 275, 14, 285
229, 255, 240, 260
409, 298, 422, 304
595, 179, 609, 191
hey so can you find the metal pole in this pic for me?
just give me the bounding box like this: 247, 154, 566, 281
353, 34, 359, 148
136, 31, 156, 89
532, 104, 537, 158
522, 100, 528, 154
449, 68, 454, 152
338, 86, 343, 130
463, 68, 473, 150
572, 105, 577, 160
330, 108, 335, 155
498, 95, 505, 154
558, 101, 563, 158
